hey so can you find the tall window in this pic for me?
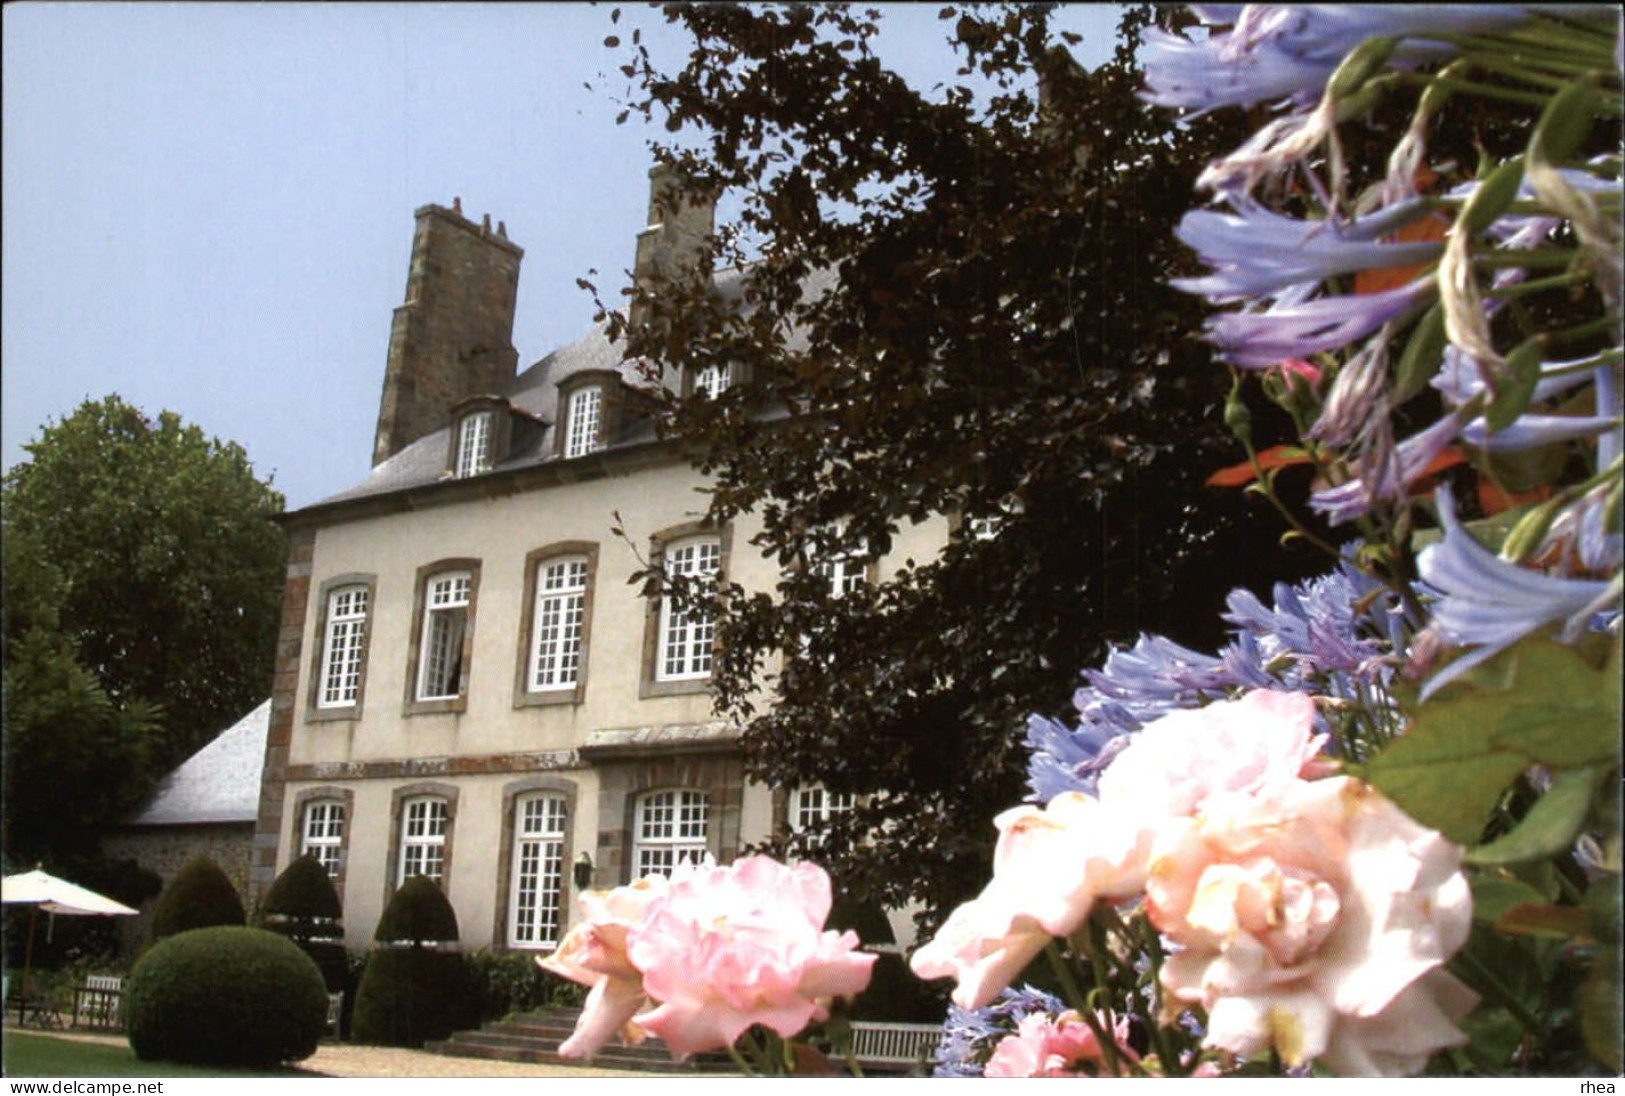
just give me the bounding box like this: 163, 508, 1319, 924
317, 586, 369, 708
301, 800, 346, 877
509, 794, 568, 948
814, 527, 868, 599
398, 796, 449, 883
694, 364, 728, 399
564, 387, 602, 458
634, 789, 709, 878
455, 411, 493, 477
657, 537, 721, 681
417, 572, 471, 701
530, 557, 588, 691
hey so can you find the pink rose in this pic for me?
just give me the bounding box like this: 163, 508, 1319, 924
1097, 689, 1329, 819
1146, 776, 1476, 1076
538, 874, 670, 1059
910, 792, 1150, 1009
984, 1011, 1139, 1078
626, 855, 877, 1059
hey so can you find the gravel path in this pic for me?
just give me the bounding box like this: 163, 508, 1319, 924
16, 1029, 654, 1078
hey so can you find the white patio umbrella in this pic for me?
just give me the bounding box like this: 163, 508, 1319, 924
2, 868, 138, 1007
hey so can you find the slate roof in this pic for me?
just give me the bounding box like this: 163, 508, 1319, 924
305, 264, 835, 514
126, 700, 269, 826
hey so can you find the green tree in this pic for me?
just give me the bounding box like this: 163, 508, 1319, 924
597, 5, 1316, 925
2, 394, 286, 770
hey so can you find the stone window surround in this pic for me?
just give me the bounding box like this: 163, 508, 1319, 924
305, 574, 378, 723
490, 774, 580, 951
288, 786, 356, 899
639, 520, 733, 699
444, 395, 514, 477
592, 753, 744, 887
512, 541, 600, 709
384, 782, 460, 910
402, 558, 483, 716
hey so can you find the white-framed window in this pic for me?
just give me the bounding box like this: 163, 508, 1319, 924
317, 585, 369, 708
455, 411, 493, 477
633, 789, 708, 878
694, 364, 729, 399
417, 572, 472, 701
530, 556, 588, 691
656, 537, 721, 681
301, 800, 346, 878
398, 796, 449, 883
564, 387, 602, 459
509, 793, 568, 948
791, 785, 856, 834
814, 526, 868, 599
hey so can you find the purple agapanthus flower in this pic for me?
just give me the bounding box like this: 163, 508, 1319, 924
1431, 347, 1601, 408
1025, 714, 1133, 802
934, 986, 1067, 1078
1172, 198, 1442, 304
1206, 278, 1433, 367
1415, 484, 1617, 697
1309, 411, 1465, 526
1141, 6, 1601, 113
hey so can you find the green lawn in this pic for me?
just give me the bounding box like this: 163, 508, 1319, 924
1, 1031, 324, 1078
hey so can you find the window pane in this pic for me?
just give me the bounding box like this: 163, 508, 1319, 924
400, 797, 448, 883
510, 794, 567, 947
565, 388, 602, 459
531, 557, 588, 691
656, 539, 720, 681
633, 790, 708, 878
319, 586, 369, 707
302, 801, 345, 878
418, 573, 471, 700
456, 412, 492, 477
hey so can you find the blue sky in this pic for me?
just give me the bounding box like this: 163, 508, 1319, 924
3, 3, 1123, 510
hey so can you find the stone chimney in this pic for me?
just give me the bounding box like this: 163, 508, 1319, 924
629, 163, 716, 329
372, 203, 523, 467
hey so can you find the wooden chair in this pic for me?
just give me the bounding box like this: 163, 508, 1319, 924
72, 974, 123, 1030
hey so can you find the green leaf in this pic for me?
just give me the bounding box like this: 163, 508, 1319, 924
1460, 157, 1525, 236
1469, 874, 1550, 923
1392, 303, 1447, 405
1484, 335, 1546, 434
1467, 765, 1606, 865
1458, 1007, 1524, 1072
1580, 946, 1621, 1071
1529, 75, 1599, 168
1483, 642, 1620, 767
1361, 696, 1530, 843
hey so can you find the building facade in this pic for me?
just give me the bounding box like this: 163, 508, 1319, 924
251, 172, 942, 952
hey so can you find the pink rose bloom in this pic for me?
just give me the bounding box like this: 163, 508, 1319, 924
1097, 689, 1329, 819
984, 1011, 1139, 1078
910, 792, 1150, 1009
625, 855, 876, 1059
1146, 776, 1476, 1077
537, 874, 670, 1060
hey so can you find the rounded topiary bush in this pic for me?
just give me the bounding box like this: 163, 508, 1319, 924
149, 857, 246, 941
373, 875, 460, 945
351, 948, 479, 1047
352, 876, 476, 1046
126, 925, 328, 1066
261, 855, 346, 990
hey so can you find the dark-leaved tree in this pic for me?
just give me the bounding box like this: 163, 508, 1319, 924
595, 5, 1320, 928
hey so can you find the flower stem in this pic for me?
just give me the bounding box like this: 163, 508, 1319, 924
726, 1041, 758, 1076
1455, 948, 1545, 1038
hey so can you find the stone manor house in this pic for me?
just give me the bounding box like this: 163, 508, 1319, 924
251, 169, 945, 951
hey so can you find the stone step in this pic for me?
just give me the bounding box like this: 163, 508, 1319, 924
425, 1007, 730, 1074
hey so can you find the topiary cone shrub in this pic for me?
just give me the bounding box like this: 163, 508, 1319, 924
351, 876, 478, 1047
261, 855, 346, 991
126, 925, 328, 1067
149, 857, 246, 941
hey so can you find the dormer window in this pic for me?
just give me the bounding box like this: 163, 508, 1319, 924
564, 387, 602, 459
455, 411, 493, 477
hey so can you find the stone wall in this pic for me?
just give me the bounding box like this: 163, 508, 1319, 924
100, 822, 254, 951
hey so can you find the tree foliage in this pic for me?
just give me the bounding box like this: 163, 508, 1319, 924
597, 4, 1317, 924
2, 394, 286, 776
